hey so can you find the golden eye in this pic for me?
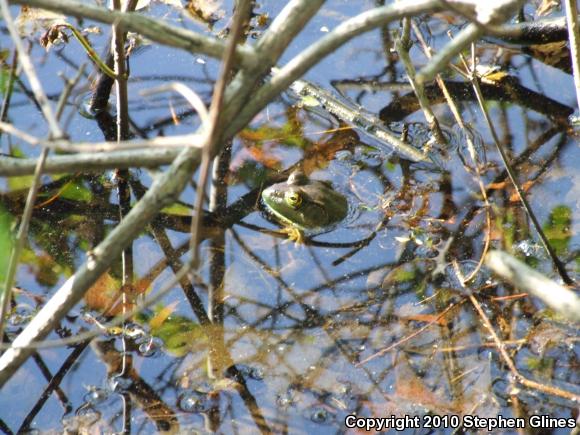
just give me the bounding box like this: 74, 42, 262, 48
285, 191, 302, 208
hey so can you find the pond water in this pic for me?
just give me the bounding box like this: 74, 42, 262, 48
0, 1, 579, 433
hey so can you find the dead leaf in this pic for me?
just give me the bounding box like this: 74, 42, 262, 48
149, 301, 179, 329
187, 0, 224, 27
536, 0, 560, 16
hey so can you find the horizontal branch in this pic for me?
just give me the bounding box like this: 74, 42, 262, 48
489, 16, 569, 45
0, 148, 181, 176
7, 0, 258, 69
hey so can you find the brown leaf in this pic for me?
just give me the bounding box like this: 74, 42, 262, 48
187, 0, 224, 27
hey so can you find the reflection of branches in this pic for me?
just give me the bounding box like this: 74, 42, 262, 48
92, 339, 179, 432
379, 80, 574, 123
127, 174, 212, 324
229, 230, 395, 393
357, 299, 465, 366
454, 128, 568, 257
470, 69, 573, 284
1, 0, 577, 430
454, 263, 580, 402
0, 30, 85, 346
18, 338, 90, 432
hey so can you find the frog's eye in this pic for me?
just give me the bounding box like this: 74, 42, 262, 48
284, 191, 302, 209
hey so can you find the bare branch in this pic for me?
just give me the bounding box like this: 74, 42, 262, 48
7, 0, 258, 68
224, 0, 445, 139
0, 149, 181, 176
486, 250, 580, 323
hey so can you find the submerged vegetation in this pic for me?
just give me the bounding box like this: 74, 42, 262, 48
0, 0, 579, 432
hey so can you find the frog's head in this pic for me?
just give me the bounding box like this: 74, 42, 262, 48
261, 170, 348, 231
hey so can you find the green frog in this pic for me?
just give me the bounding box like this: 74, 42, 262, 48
261, 170, 349, 241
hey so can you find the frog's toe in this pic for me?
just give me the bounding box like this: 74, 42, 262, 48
280, 226, 305, 244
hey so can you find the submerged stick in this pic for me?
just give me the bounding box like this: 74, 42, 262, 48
287, 76, 432, 163
486, 250, 580, 323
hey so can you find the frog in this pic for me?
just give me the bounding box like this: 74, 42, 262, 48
261, 170, 349, 242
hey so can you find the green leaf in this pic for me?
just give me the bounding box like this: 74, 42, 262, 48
543, 205, 572, 256
0, 204, 15, 285
60, 180, 93, 202
161, 202, 192, 216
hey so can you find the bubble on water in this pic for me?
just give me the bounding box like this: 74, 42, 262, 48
276, 390, 296, 408
335, 150, 353, 161
138, 337, 163, 357
310, 407, 328, 423
84, 387, 108, 404
75, 404, 101, 420
108, 375, 133, 392
249, 366, 264, 381
513, 239, 542, 257
178, 391, 210, 413
9, 306, 35, 326
78, 92, 113, 119
234, 364, 252, 377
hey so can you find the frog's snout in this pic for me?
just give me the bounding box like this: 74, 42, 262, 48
261, 186, 282, 203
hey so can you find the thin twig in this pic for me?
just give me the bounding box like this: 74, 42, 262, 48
355, 299, 465, 366
412, 22, 492, 283
189, 0, 253, 267
0, 122, 205, 152
415, 23, 483, 85
286, 74, 432, 162
112, 0, 130, 144
0, 1, 63, 138
223, 0, 446, 140
111, 0, 137, 379
467, 54, 574, 285
0, 50, 18, 146
454, 261, 580, 402
0, 0, 70, 341
395, 17, 446, 144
